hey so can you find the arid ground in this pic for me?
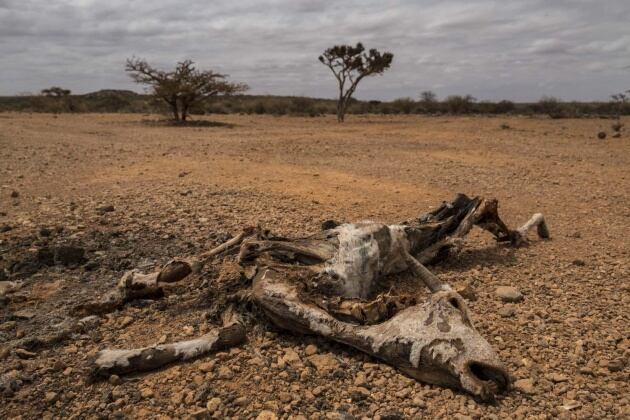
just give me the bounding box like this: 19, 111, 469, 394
0, 113, 628, 419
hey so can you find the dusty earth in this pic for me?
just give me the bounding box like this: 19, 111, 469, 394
0, 113, 628, 419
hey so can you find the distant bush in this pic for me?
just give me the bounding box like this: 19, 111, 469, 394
444, 95, 476, 114
419, 90, 438, 113
536, 96, 565, 118
290, 97, 319, 116
391, 97, 416, 114
2, 91, 629, 118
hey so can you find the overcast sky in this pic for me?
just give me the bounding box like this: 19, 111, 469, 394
1, 0, 629, 101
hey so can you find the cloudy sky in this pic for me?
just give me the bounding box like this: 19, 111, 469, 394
1, 0, 629, 101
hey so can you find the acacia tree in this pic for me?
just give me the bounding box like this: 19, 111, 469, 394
125, 58, 248, 122
41, 86, 74, 111
41, 86, 71, 97
319, 43, 393, 122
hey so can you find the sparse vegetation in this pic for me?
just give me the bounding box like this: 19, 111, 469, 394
536, 96, 564, 118
419, 90, 438, 113
611, 91, 629, 136
319, 43, 393, 122
444, 94, 476, 114
40, 86, 74, 112
125, 58, 248, 122
2, 91, 630, 119
390, 97, 416, 114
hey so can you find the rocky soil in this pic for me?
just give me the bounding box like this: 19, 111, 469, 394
0, 113, 628, 419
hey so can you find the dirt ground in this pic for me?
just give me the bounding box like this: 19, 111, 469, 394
0, 113, 628, 419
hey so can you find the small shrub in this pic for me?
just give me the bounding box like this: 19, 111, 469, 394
391, 98, 416, 114
444, 95, 476, 114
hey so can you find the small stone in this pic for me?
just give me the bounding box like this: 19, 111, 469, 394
141, 388, 154, 398
608, 359, 625, 372
256, 410, 278, 420
45, 392, 58, 403
199, 361, 215, 373
0, 347, 10, 360
308, 353, 339, 372
77, 315, 101, 330
354, 372, 367, 387
278, 392, 292, 403
282, 348, 301, 365
350, 386, 371, 401
455, 283, 477, 301
216, 366, 233, 379
96, 205, 115, 214
171, 391, 184, 404
579, 366, 594, 376
597, 131, 606, 139
13, 310, 36, 320
15, 348, 37, 359
304, 344, 318, 356
378, 409, 404, 420
108, 374, 122, 385
560, 400, 581, 411
119, 316, 134, 328
39, 227, 52, 237
548, 373, 569, 383
206, 397, 221, 412
10, 191, 19, 198
321, 220, 339, 230
514, 378, 535, 394
84, 260, 99, 271
234, 396, 249, 406
571, 259, 585, 266
498, 306, 516, 318
495, 286, 523, 303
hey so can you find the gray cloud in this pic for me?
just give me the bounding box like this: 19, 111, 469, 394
1, 0, 629, 100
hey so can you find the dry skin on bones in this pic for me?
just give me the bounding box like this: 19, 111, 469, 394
85, 193, 549, 400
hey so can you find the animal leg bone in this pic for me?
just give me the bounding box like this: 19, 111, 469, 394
73, 228, 257, 316
517, 213, 550, 240
403, 250, 452, 293
89, 307, 245, 378
72, 271, 164, 316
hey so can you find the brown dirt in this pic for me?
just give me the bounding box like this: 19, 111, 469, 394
0, 113, 628, 419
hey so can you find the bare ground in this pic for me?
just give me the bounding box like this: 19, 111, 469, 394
0, 113, 628, 419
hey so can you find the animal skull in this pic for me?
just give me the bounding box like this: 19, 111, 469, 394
253, 265, 509, 401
